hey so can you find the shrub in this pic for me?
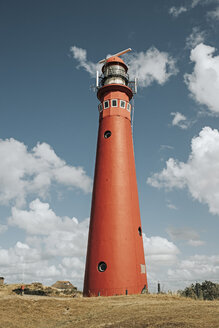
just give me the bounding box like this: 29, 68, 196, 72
178, 281, 219, 300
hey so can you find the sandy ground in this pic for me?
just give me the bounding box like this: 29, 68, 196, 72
0, 293, 219, 328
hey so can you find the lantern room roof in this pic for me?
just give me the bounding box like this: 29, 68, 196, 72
102, 56, 128, 72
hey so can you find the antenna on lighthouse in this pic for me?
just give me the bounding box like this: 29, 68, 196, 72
134, 77, 138, 94
96, 71, 99, 88
99, 48, 132, 64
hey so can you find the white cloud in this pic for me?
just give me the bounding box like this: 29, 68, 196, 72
186, 27, 206, 49
168, 255, 219, 282
9, 198, 76, 235
185, 43, 219, 113
4, 198, 180, 288
70, 46, 101, 77
171, 112, 191, 129
166, 227, 205, 247
1, 199, 89, 288
0, 138, 92, 207
192, 0, 219, 6
147, 126, 219, 215
4, 198, 182, 288
8, 199, 89, 256
143, 234, 181, 291
169, 6, 187, 17
167, 202, 177, 210
126, 47, 178, 87
160, 145, 174, 151
207, 6, 219, 19
187, 239, 205, 246
0, 242, 62, 284
143, 234, 179, 266
1, 198, 217, 291
70, 45, 178, 89
169, 0, 219, 19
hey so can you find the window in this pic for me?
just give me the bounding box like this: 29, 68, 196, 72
104, 100, 109, 109
138, 227, 142, 236
127, 103, 131, 112
98, 262, 107, 272
104, 130, 111, 139
111, 99, 118, 107
98, 104, 103, 112
120, 100, 126, 108
140, 264, 146, 274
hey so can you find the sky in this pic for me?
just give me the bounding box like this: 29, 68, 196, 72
0, 0, 219, 292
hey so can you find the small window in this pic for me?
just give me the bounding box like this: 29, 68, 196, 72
127, 103, 131, 112
111, 99, 118, 107
104, 100, 109, 109
140, 264, 146, 274
120, 100, 126, 108
98, 104, 103, 112
98, 262, 107, 272
138, 227, 142, 236
104, 130, 111, 139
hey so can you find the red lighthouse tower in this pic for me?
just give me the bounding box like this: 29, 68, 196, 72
83, 49, 148, 297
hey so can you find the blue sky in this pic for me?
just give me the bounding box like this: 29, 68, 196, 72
0, 0, 219, 292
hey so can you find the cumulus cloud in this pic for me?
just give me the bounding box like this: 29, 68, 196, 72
0, 138, 92, 207
0, 242, 61, 284
8, 198, 89, 255
169, 0, 219, 18
147, 126, 219, 215
143, 234, 181, 291
126, 47, 178, 87
70, 45, 178, 88
184, 43, 219, 113
207, 6, 219, 19
1, 198, 217, 291
168, 255, 219, 282
70, 46, 101, 77
5, 198, 182, 288
143, 234, 179, 266
170, 112, 191, 129
186, 27, 206, 49
169, 6, 187, 17
166, 227, 205, 246
1, 199, 89, 287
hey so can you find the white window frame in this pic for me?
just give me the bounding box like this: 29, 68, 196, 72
98, 103, 103, 112
120, 100, 126, 109
111, 99, 118, 107
127, 103, 131, 112
104, 100, 109, 109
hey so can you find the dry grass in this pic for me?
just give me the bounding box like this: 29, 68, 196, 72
0, 292, 219, 328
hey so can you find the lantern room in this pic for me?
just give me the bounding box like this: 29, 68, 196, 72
101, 56, 129, 86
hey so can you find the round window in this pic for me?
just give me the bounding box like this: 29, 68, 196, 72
104, 130, 111, 139
98, 261, 107, 272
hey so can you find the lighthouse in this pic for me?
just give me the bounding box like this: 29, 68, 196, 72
83, 49, 148, 297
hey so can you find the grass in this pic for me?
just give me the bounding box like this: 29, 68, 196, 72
0, 293, 218, 327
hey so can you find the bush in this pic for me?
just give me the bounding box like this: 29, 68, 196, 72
178, 281, 219, 300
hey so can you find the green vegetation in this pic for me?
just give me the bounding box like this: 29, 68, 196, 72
178, 280, 219, 300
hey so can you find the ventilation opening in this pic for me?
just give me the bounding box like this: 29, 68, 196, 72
138, 227, 142, 236
104, 130, 111, 139
98, 262, 107, 272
